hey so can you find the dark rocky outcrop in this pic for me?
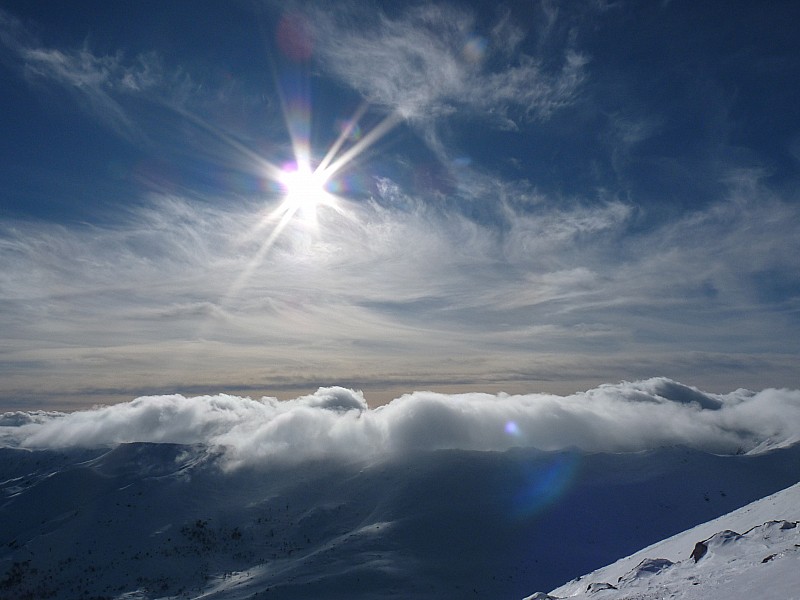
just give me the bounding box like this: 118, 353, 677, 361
690, 541, 708, 563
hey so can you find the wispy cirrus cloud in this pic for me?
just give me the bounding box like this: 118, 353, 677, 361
0, 7, 194, 141
1, 164, 798, 407
307, 3, 586, 124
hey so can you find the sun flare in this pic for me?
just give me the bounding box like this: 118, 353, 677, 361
221, 102, 400, 303
279, 163, 328, 214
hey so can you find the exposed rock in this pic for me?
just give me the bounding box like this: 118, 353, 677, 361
690, 541, 708, 563
587, 581, 617, 593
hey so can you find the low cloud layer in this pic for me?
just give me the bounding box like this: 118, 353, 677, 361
2, 378, 798, 466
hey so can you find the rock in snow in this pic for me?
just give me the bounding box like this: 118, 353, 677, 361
617, 557, 674, 585
537, 482, 800, 600
585, 581, 617, 593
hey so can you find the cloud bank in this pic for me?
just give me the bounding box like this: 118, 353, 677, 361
2, 379, 799, 466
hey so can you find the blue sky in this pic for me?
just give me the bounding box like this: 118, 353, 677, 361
1, 0, 799, 410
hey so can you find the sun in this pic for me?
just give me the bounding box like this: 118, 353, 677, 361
220, 106, 401, 301
278, 162, 329, 216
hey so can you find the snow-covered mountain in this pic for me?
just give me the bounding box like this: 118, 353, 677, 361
531, 481, 800, 600
1, 379, 799, 599
2, 442, 798, 600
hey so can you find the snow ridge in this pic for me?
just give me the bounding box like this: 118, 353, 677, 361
538, 483, 800, 600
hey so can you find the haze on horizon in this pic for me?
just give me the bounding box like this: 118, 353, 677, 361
1, 0, 799, 411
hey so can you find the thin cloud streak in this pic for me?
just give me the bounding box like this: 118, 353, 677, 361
0, 6, 258, 159
308, 3, 586, 124
0, 8, 181, 141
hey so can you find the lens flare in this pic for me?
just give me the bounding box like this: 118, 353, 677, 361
513, 452, 581, 519
462, 35, 487, 63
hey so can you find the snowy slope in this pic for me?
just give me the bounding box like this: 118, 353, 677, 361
536, 482, 800, 600
1, 443, 799, 600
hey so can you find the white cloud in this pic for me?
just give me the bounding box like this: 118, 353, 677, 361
1, 169, 799, 406
2, 379, 798, 467
0, 7, 195, 141
308, 3, 586, 123
21, 45, 150, 138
